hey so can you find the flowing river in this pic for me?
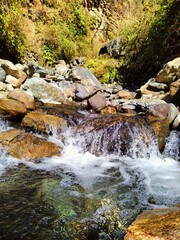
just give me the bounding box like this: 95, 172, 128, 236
0, 117, 179, 239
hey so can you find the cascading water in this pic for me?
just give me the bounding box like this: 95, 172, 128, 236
0, 116, 179, 239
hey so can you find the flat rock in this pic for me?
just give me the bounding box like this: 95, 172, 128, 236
0, 129, 61, 161
124, 205, 180, 240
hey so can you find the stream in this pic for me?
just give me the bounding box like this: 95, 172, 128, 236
0, 117, 179, 239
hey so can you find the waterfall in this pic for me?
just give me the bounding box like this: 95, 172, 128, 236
0, 116, 179, 239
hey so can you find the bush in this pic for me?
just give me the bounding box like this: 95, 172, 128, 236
118, 0, 180, 87
0, 0, 28, 62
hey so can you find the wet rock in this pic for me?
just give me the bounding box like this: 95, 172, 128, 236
36, 103, 85, 125
124, 205, 180, 240
21, 77, 67, 103
100, 106, 117, 114
147, 115, 170, 152
0, 59, 27, 83
77, 114, 169, 155
167, 103, 179, 123
7, 89, 35, 110
22, 111, 67, 134
148, 103, 179, 124
148, 103, 169, 119
0, 98, 26, 119
0, 129, 61, 160
88, 92, 107, 111
156, 57, 180, 84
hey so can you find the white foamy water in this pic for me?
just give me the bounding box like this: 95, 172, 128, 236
0, 118, 179, 206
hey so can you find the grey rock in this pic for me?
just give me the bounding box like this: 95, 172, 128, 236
148, 78, 168, 90
75, 83, 100, 100
88, 92, 107, 111
0, 67, 6, 82
21, 77, 67, 103
67, 66, 102, 89
99, 37, 125, 58
28, 61, 50, 77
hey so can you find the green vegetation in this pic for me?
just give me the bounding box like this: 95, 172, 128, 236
0, 0, 179, 85
118, 0, 180, 86
85, 56, 120, 84
0, 0, 28, 61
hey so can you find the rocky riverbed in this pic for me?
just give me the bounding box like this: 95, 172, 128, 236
0, 57, 179, 239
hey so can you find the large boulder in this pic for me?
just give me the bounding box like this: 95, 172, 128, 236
67, 66, 102, 100
76, 114, 169, 155
21, 77, 67, 103
0, 98, 26, 119
0, 129, 61, 160
75, 83, 100, 100
99, 37, 124, 58
156, 57, 180, 84
148, 102, 179, 125
0, 59, 27, 84
124, 205, 180, 240
22, 111, 68, 134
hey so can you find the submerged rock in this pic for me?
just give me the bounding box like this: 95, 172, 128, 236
0, 129, 61, 160
77, 114, 169, 155
124, 205, 180, 240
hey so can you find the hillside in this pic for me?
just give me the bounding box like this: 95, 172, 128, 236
0, 0, 179, 85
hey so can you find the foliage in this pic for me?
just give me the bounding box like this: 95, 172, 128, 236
0, 0, 28, 62
85, 56, 120, 84
118, 0, 180, 86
